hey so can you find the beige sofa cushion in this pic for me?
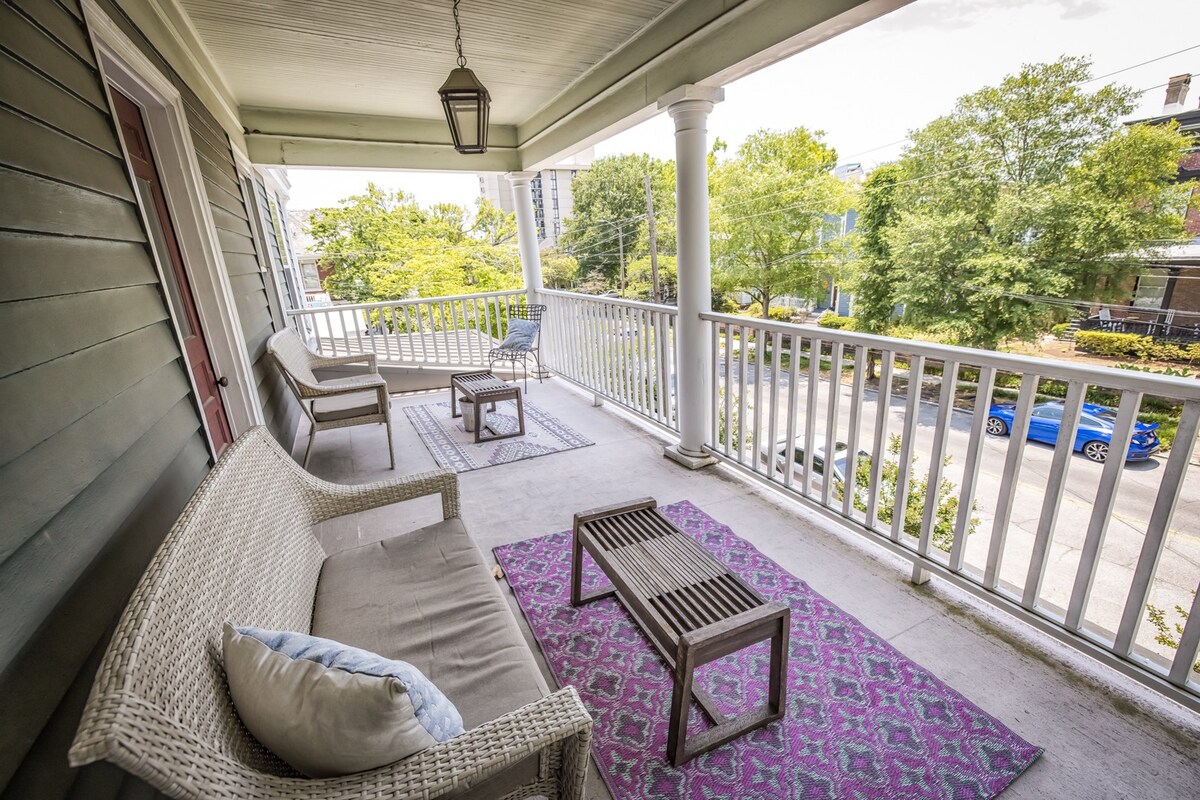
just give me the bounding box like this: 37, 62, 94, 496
311, 518, 548, 727
311, 518, 549, 797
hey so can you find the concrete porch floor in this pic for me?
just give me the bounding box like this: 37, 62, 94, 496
298, 378, 1200, 799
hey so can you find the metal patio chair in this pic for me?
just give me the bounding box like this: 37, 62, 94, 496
267, 328, 394, 469
489, 303, 546, 391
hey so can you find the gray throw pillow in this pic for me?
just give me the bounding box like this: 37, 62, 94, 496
222, 624, 464, 778
499, 317, 539, 350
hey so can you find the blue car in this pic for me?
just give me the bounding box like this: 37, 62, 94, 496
985, 401, 1160, 463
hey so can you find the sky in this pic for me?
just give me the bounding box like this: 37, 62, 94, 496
285, 0, 1199, 212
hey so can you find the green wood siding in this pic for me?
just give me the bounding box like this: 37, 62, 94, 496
0, 1, 291, 796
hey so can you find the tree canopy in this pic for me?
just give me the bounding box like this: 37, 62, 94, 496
307, 183, 522, 303
559, 154, 676, 290
710, 128, 856, 318
852, 56, 1195, 348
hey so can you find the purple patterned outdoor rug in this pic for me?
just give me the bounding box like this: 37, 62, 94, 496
494, 501, 1042, 800
403, 400, 593, 473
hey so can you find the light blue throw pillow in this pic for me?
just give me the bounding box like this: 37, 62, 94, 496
236, 626, 464, 743
499, 317, 539, 351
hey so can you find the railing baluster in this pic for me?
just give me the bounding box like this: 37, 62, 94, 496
865, 350, 893, 531
340, 308, 352, 356
802, 336, 821, 496
949, 365, 995, 572
641, 306, 653, 416
722, 323, 733, 458
913, 359, 958, 580
782, 330, 801, 489
667, 311, 676, 424
1169, 583, 1200, 685
1022, 379, 1087, 611
1115, 400, 1200, 656
1065, 389, 1143, 630
353, 307, 365, 356
736, 324, 749, 464
985, 373, 1039, 590
751, 327, 765, 474
766, 331, 782, 481
891, 354, 926, 543
705, 319, 715, 443
821, 342, 844, 507
842, 345, 867, 519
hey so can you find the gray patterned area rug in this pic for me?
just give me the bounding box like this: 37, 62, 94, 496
402, 400, 594, 473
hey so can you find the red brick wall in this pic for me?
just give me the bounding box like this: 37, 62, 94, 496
1181, 152, 1200, 236
1168, 268, 1200, 313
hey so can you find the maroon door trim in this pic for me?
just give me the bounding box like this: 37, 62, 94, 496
111, 86, 234, 454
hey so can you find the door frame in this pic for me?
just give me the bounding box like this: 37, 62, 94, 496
83, 0, 263, 452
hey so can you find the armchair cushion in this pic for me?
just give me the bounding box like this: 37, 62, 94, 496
498, 318, 539, 351
223, 625, 464, 778
312, 390, 385, 422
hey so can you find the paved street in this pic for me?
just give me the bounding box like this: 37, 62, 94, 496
722, 363, 1200, 666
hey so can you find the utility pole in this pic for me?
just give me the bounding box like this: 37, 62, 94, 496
617, 226, 626, 293
644, 174, 660, 303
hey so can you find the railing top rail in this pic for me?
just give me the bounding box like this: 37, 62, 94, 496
701, 310, 1200, 400
287, 289, 526, 316
540, 288, 678, 314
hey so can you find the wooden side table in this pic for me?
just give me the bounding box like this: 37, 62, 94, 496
571, 498, 789, 766
450, 371, 525, 444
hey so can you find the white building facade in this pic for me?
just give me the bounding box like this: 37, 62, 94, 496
479, 148, 594, 248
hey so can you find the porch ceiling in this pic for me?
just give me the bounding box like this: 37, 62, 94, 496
122, 0, 912, 171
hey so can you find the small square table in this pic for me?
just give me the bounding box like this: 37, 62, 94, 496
450, 371, 525, 444
571, 498, 789, 766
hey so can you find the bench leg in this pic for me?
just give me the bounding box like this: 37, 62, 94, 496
667, 642, 697, 767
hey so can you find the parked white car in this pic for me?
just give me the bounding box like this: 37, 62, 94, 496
759, 437, 867, 493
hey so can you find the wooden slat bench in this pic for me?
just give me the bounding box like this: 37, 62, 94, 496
570, 498, 789, 766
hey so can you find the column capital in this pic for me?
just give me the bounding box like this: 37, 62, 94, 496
657, 84, 724, 112
505, 171, 538, 186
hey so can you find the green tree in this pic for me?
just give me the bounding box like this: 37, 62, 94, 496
711, 128, 855, 318
308, 185, 521, 303
623, 255, 677, 301
560, 155, 675, 285
1146, 591, 1199, 675
849, 163, 905, 334
840, 435, 977, 552
540, 249, 581, 289
855, 56, 1194, 348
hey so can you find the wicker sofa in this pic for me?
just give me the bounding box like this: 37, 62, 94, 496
68, 427, 592, 799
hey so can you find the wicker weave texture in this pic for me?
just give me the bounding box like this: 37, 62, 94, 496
267, 328, 394, 469
67, 427, 591, 799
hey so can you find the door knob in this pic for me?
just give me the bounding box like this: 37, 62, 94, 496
217, 376, 229, 387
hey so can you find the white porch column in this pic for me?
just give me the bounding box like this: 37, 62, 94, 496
661, 85, 723, 469
506, 171, 544, 305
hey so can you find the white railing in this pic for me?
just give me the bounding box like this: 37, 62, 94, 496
288, 289, 526, 368
700, 311, 1200, 708
541, 289, 680, 431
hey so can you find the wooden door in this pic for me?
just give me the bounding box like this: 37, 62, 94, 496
111, 87, 234, 454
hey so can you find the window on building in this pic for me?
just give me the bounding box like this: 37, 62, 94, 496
1133, 270, 1169, 309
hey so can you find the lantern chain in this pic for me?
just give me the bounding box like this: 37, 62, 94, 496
452, 0, 467, 68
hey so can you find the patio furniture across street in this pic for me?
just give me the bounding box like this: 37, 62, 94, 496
570, 498, 790, 766
451, 371, 526, 444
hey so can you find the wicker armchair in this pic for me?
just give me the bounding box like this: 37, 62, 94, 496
488, 304, 545, 391
68, 427, 593, 800
268, 327, 394, 469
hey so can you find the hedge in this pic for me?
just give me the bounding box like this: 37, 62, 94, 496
817, 311, 855, 330
1074, 331, 1200, 363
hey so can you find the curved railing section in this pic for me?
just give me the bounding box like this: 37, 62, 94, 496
287, 289, 526, 368
540, 289, 680, 431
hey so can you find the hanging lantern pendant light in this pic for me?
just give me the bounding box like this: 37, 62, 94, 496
439, 0, 491, 154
